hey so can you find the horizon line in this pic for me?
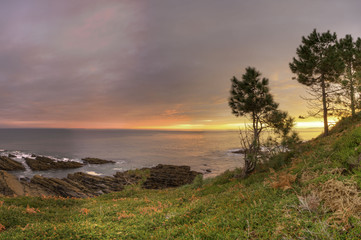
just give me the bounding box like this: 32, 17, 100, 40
0, 126, 325, 131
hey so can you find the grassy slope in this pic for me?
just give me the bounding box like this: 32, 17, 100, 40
1, 115, 361, 239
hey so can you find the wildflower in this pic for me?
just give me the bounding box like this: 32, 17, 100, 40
80, 208, 90, 215
0, 223, 5, 232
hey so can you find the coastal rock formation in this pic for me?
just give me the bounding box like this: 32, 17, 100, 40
82, 157, 115, 164
0, 156, 25, 171
114, 171, 145, 185
25, 156, 83, 171
30, 175, 91, 198
0, 170, 25, 196
0, 164, 202, 198
231, 149, 246, 154
29, 173, 125, 198
67, 172, 123, 194
143, 164, 201, 189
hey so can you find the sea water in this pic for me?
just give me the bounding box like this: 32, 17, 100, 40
0, 128, 322, 179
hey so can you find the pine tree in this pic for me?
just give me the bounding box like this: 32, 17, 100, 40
290, 29, 344, 136
229, 67, 297, 178
229, 67, 278, 146
337, 35, 361, 117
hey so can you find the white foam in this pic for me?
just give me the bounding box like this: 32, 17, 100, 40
20, 154, 33, 159
6, 151, 34, 159
86, 171, 102, 176
228, 148, 242, 152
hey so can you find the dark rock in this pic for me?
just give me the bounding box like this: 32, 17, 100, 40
0, 164, 202, 198
205, 169, 212, 173
0, 170, 24, 196
31, 154, 37, 158
67, 172, 123, 194
82, 157, 115, 164
29, 172, 125, 198
25, 156, 83, 171
114, 171, 147, 185
19, 177, 30, 182
0, 171, 47, 197
143, 164, 202, 189
30, 175, 90, 198
232, 149, 245, 154
8, 154, 16, 158
0, 156, 25, 171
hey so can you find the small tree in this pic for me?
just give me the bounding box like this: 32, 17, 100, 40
337, 35, 361, 117
229, 67, 295, 177
264, 110, 301, 156
229, 67, 278, 148
290, 29, 344, 136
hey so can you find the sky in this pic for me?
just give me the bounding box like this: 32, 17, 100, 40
1, 0, 361, 130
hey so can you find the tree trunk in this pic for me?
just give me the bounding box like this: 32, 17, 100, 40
321, 77, 329, 136
349, 66, 356, 117
239, 154, 256, 179
252, 112, 259, 148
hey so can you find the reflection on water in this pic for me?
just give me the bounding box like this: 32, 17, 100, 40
296, 127, 323, 140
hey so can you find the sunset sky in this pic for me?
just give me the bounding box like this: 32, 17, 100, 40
1, 0, 361, 130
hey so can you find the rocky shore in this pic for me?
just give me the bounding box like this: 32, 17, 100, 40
0, 156, 25, 171
0, 155, 201, 198
25, 156, 84, 171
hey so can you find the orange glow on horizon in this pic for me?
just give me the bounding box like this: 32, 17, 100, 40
2, 118, 335, 131
133, 121, 329, 131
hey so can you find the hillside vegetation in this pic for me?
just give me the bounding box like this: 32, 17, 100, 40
1, 115, 361, 239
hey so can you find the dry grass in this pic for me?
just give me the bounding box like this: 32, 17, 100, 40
116, 211, 136, 220
299, 170, 319, 183
323, 168, 347, 176
298, 192, 320, 212
79, 208, 90, 215
265, 168, 297, 191
317, 179, 361, 227
25, 205, 40, 214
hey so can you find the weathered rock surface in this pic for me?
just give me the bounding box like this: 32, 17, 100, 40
25, 156, 83, 171
67, 172, 123, 194
0, 156, 25, 171
0, 164, 202, 198
0, 170, 25, 196
0, 171, 47, 197
114, 171, 145, 185
82, 157, 115, 164
30, 175, 91, 198
28, 172, 125, 198
231, 149, 246, 154
143, 164, 201, 189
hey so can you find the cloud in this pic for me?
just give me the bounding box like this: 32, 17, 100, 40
0, 0, 361, 128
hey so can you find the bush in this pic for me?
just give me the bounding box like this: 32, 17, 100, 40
191, 174, 204, 189
264, 151, 295, 170
332, 127, 361, 167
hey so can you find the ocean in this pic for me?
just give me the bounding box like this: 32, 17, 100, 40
0, 128, 322, 179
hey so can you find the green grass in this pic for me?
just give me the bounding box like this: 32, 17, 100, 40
2, 115, 361, 239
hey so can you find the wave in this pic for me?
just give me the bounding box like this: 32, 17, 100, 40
0, 150, 83, 163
